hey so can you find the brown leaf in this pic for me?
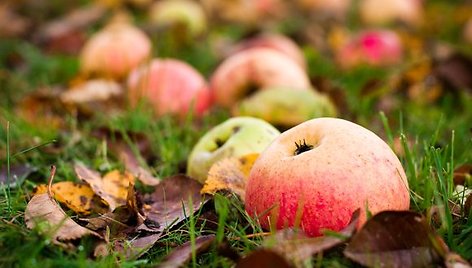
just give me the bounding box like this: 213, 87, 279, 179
140, 174, 205, 233
236, 249, 294, 268
157, 235, 216, 268
465, 194, 472, 217
264, 209, 360, 266
434, 53, 472, 95
75, 164, 134, 211
445, 252, 472, 268
344, 210, 447, 268
202, 154, 259, 201
118, 145, 160, 186
453, 164, 472, 186
0, 3, 30, 38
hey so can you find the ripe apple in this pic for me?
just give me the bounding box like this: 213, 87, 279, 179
359, 0, 423, 26
127, 59, 212, 118
245, 117, 410, 237
228, 33, 306, 70
336, 30, 403, 69
211, 48, 311, 108
80, 19, 151, 80
149, 0, 207, 37
233, 87, 337, 128
187, 116, 280, 183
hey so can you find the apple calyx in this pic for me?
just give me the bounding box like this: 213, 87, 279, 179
294, 139, 314, 155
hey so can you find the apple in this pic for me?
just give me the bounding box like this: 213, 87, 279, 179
187, 116, 280, 183
211, 48, 311, 108
228, 33, 306, 70
233, 87, 337, 128
336, 30, 403, 69
245, 117, 410, 237
464, 18, 472, 44
127, 59, 212, 118
149, 0, 207, 37
359, 0, 423, 26
80, 18, 151, 80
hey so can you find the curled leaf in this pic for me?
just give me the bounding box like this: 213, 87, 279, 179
236, 249, 294, 268
202, 153, 259, 201
157, 235, 216, 268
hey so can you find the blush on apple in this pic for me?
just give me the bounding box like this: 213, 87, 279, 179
127, 59, 212, 118
336, 30, 403, 69
245, 117, 410, 237
228, 33, 306, 70
80, 19, 151, 80
210, 48, 311, 108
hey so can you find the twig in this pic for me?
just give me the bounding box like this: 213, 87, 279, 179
47, 165, 57, 198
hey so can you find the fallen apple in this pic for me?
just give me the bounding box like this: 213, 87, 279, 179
228, 33, 306, 70
245, 117, 410, 237
149, 0, 207, 37
127, 59, 212, 118
80, 18, 151, 79
211, 48, 311, 108
359, 0, 423, 26
233, 87, 337, 128
187, 117, 280, 183
336, 30, 403, 69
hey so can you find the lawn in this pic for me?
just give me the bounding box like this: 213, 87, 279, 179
1, 0, 472, 267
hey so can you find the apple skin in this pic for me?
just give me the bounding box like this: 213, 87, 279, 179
149, 0, 207, 37
337, 30, 403, 69
211, 48, 311, 108
127, 59, 212, 118
228, 34, 306, 70
80, 21, 151, 79
187, 116, 280, 184
359, 0, 423, 26
245, 117, 410, 237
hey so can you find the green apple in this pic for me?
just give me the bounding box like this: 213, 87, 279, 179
187, 117, 280, 183
233, 87, 337, 128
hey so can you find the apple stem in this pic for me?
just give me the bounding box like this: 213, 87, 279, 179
294, 139, 314, 155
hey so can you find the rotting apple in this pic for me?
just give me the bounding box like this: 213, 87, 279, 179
228, 33, 306, 70
233, 87, 337, 129
149, 0, 207, 37
80, 17, 151, 80
336, 30, 403, 69
187, 116, 280, 184
211, 48, 311, 108
245, 117, 410, 237
127, 58, 212, 118
359, 0, 423, 27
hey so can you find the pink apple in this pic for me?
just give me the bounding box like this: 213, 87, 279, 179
245, 117, 410, 237
336, 30, 403, 69
228, 33, 306, 70
359, 0, 423, 26
80, 20, 151, 79
210, 48, 311, 108
127, 59, 212, 117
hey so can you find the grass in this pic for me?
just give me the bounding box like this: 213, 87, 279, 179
1, 1, 472, 267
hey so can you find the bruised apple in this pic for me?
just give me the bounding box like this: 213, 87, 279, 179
127, 59, 212, 117
187, 117, 280, 183
245, 118, 410, 237
211, 48, 311, 108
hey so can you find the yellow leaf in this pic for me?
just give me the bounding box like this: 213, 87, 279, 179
201, 153, 259, 201
51, 181, 98, 215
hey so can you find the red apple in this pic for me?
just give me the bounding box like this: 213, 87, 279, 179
211, 48, 311, 108
245, 117, 410, 237
127, 59, 212, 117
359, 0, 423, 26
336, 30, 403, 69
228, 33, 306, 70
80, 19, 151, 79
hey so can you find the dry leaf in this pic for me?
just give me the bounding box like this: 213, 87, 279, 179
453, 164, 472, 186
344, 210, 447, 268
236, 249, 294, 268
157, 235, 216, 268
202, 153, 259, 201
0, 3, 30, 38
50, 181, 102, 215
75, 164, 134, 211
